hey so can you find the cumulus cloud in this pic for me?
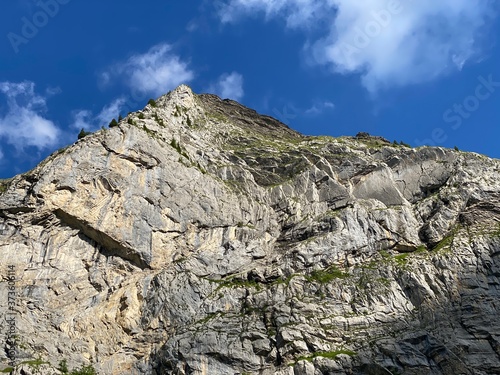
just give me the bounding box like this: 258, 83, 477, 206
106, 43, 194, 97
209, 72, 244, 101
0, 81, 61, 150
219, 0, 496, 93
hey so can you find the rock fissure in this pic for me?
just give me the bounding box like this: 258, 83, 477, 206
54, 208, 150, 270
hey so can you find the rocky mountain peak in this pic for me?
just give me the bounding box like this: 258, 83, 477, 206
157, 84, 196, 109
1, 86, 500, 375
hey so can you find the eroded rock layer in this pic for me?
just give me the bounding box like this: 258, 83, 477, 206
1, 85, 500, 374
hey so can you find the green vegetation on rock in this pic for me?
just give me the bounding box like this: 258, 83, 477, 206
153, 112, 165, 126
305, 265, 349, 284
77, 128, 92, 139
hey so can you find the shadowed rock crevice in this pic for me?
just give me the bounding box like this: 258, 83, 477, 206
54, 208, 150, 270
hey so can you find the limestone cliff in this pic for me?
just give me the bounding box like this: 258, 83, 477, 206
1, 85, 500, 374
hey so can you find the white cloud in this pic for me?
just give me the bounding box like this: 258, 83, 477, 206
71, 97, 127, 131
107, 43, 194, 97
305, 100, 335, 115
218, 0, 496, 93
45, 86, 62, 97
98, 72, 111, 90
96, 98, 127, 125
0, 81, 61, 150
209, 72, 244, 101
71, 110, 93, 130
219, 0, 327, 27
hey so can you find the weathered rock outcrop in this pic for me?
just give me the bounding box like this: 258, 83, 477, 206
1, 85, 500, 374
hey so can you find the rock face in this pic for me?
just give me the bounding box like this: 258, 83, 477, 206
1, 85, 500, 374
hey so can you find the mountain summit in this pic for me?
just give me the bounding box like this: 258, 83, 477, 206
1, 85, 500, 374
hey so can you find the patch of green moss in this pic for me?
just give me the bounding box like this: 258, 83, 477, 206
491, 227, 500, 238
206, 111, 228, 123
433, 233, 454, 252
273, 273, 298, 287
208, 277, 263, 292
379, 250, 391, 259
195, 162, 207, 174
170, 138, 182, 153
481, 222, 500, 239
234, 221, 256, 229
22, 359, 49, 367
356, 139, 389, 149
394, 253, 410, 265
361, 260, 379, 270
58, 359, 69, 373
20, 357, 50, 373
220, 178, 249, 196
415, 245, 427, 253
55, 146, 70, 156
377, 277, 391, 287
0, 368, 14, 373
153, 112, 165, 127
69, 365, 97, 375
305, 265, 348, 284
174, 104, 184, 117
170, 138, 190, 160
320, 208, 344, 219
142, 125, 156, 137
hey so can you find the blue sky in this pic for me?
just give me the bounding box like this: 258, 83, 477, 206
1, 0, 499, 178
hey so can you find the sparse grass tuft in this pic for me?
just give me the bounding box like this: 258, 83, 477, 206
170, 138, 190, 160
433, 233, 455, 252
209, 277, 263, 292
305, 265, 348, 284
394, 253, 410, 265
153, 112, 165, 126
69, 365, 97, 375
142, 125, 156, 137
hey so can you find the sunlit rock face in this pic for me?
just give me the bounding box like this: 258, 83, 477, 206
1, 85, 500, 375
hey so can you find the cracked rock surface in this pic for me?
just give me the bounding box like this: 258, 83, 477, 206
1, 85, 500, 374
